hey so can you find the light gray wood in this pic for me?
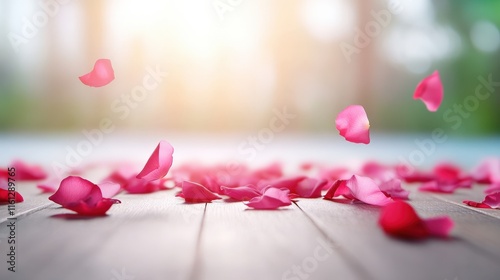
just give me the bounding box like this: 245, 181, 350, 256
0, 188, 204, 280
295, 196, 500, 280
195, 201, 361, 280
0, 182, 53, 224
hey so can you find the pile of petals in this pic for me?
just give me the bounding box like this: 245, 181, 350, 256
463, 192, 500, 209
379, 201, 454, 240
49, 176, 121, 216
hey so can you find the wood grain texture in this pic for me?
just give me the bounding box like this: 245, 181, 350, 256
0, 188, 204, 280
195, 201, 361, 280
295, 196, 500, 280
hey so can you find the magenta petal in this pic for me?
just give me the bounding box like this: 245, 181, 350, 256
177, 181, 220, 203
223, 185, 261, 201
463, 200, 491, 209
419, 181, 458, 194
12, 160, 47, 180
325, 175, 393, 206
65, 198, 121, 216
423, 216, 454, 238
79, 59, 115, 87
483, 192, 500, 209
293, 178, 327, 198
49, 176, 102, 206
379, 179, 409, 200
137, 141, 174, 181
97, 181, 121, 198
335, 105, 370, 144
486, 183, 500, 194
413, 70, 443, 112
245, 187, 292, 209
124, 177, 165, 194
472, 158, 500, 184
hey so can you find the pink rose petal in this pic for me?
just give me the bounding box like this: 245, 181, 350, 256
49, 176, 120, 216
11, 160, 47, 180
486, 182, 500, 194
222, 185, 261, 201
291, 178, 328, 198
464, 192, 500, 209
124, 177, 167, 194
325, 175, 393, 206
245, 187, 292, 210
423, 216, 454, 238
137, 140, 174, 181
335, 105, 370, 144
472, 158, 500, 184
0, 188, 24, 203
79, 59, 115, 87
379, 179, 409, 200
413, 70, 443, 112
97, 181, 121, 198
176, 181, 221, 203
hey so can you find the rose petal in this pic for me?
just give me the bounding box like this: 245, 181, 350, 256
124, 177, 166, 194
485, 182, 500, 194
222, 185, 261, 201
379, 201, 453, 239
464, 192, 500, 209
79, 59, 115, 87
379, 179, 409, 200
176, 181, 220, 203
395, 164, 434, 183
97, 181, 121, 198
11, 160, 47, 180
472, 158, 500, 184
245, 187, 292, 209
418, 181, 459, 194
360, 161, 396, 183
65, 198, 121, 216
49, 176, 102, 206
292, 178, 328, 198
335, 105, 370, 144
136, 140, 174, 181
0, 188, 24, 203
325, 175, 393, 206
413, 70, 443, 112
49, 176, 120, 215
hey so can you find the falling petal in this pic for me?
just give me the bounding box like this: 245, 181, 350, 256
137, 140, 174, 181
79, 59, 115, 87
335, 105, 370, 144
413, 70, 443, 112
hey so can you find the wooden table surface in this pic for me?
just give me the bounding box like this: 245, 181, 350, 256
1, 133, 499, 280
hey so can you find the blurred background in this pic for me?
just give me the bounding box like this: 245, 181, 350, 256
0, 0, 499, 135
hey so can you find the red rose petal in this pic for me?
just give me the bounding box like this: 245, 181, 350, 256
222, 185, 261, 201
325, 175, 393, 206
379, 201, 453, 239
335, 105, 370, 144
464, 192, 500, 209
11, 160, 47, 180
176, 181, 221, 203
0, 187, 24, 203
413, 70, 443, 112
245, 187, 292, 210
49, 176, 120, 216
137, 140, 174, 181
79, 59, 115, 87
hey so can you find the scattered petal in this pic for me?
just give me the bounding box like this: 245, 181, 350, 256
222, 185, 261, 201
291, 178, 328, 198
335, 105, 370, 144
79, 59, 115, 87
11, 160, 47, 180
245, 187, 292, 210
176, 181, 220, 203
98, 181, 121, 198
413, 70, 443, 112
137, 140, 174, 181
379, 201, 453, 239
464, 192, 500, 209
472, 158, 500, 184
324, 175, 393, 206
379, 179, 409, 200
486, 182, 500, 194
49, 176, 120, 216
0, 185, 24, 203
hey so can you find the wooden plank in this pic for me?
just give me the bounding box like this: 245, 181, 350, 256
0, 182, 53, 224
295, 196, 500, 280
195, 201, 361, 280
0, 189, 204, 280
